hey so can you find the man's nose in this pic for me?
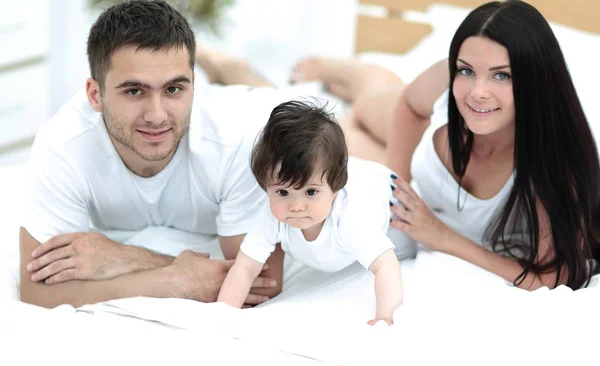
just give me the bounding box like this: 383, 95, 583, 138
144, 95, 168, 123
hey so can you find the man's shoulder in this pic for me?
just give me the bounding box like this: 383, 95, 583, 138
189, 84, 280, 148
31, 90, 109, 168
35, 90, 105, 152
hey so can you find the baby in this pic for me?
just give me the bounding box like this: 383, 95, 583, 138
218, 100, 411, 325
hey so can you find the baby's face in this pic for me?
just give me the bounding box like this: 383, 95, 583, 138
266, 171, 336, 231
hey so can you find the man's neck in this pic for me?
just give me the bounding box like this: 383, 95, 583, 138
113, 140, 177, 178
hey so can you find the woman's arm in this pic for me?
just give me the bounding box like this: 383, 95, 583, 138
217, 251, 265, 308
443, 230, 566, 290
387, 59, 449, 181
390, 177, 568, 290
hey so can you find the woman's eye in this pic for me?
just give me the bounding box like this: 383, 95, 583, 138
166, 86, 181, 94
276, 190, 289, 197
306, 189, 318, 196
494, 72, 511, 81
458, 68, 473, 76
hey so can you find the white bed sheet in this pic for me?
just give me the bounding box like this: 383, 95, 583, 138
3, 3, 600, 365
2, 165, 599, 365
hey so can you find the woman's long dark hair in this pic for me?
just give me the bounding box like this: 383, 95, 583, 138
447, 0, 600, 289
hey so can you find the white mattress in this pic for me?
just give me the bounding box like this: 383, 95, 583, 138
2, 3, 600, 365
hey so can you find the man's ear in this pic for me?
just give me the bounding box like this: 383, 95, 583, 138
86, 78, 103, 112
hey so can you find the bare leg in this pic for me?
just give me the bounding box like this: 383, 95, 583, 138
195, 44, 273, 87
340, 110, 388, 164
293, 56, 405, 151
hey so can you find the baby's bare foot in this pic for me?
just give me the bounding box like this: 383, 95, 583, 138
195, 43, 233, 83
290, 57, 326, 83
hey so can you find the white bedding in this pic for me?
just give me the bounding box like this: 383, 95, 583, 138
2, 163, 599, 365
3, 3, 600, 365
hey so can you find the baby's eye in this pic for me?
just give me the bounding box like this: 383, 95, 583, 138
494, 72, 511, 81
457, 68, 473, 76
276, 189, 289, 197
306, 189, 318, 196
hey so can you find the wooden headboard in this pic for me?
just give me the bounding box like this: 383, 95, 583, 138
356, 0, 600, 54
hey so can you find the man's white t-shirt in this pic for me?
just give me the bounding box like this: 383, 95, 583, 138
23, 84, 282, 244
240, 158, 397, 272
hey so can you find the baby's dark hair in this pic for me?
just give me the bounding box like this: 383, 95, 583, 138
251, 100, 348, 191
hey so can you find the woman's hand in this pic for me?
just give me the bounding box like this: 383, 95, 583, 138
390, 176, 452, 252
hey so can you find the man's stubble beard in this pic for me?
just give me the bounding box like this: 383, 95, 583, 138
102, 104, 191, 162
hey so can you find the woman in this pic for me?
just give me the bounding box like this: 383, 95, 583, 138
294, 0, 600, 290
196, 0, 600, 290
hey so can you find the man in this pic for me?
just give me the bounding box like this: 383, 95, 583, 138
19, 0, 283, 308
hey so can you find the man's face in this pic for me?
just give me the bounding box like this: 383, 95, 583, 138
88, 45, 194, 174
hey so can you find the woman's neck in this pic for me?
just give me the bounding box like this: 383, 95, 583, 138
471, 125, 515, 159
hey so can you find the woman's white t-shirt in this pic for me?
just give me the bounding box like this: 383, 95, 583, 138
410, 90, 515, 246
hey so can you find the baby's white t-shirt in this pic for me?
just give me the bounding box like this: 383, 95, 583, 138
240, 157, 395, 272
23, 84, 282, 243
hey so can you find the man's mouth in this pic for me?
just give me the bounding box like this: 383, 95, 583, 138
137, 128, 172, 142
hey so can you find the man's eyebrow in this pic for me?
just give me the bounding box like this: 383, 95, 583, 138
163, 76, 192, 87
115, 80, 151, 89
115, 75, 192, 89
457, 58, 510, 71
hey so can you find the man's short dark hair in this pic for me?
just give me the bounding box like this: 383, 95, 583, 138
87, 0, 196, 89
251, 100, 348, 192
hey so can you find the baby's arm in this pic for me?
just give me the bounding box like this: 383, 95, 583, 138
218, 251, 265, 308
367, 249, 404, 325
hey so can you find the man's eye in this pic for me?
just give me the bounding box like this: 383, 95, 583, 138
127, 89, 141, 96
276, 190, 288, 197
306, 189, 318, 196
166, 86, 181, 94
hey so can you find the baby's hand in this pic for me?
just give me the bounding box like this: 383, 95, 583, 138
367, 316, 393, 326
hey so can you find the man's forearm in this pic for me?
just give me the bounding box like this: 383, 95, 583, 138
20, 265, 177, 308
123, 244, 174, 272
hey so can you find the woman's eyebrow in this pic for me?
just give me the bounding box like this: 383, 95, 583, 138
457, 58, 510, 71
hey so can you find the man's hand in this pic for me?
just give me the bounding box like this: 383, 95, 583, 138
168, 250, 277, 304
26, 232, 186, 284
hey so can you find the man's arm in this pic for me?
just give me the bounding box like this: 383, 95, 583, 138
25, 230, 179, 284
219, 234, 284, 299
20, 227, 225, 308
20, 227, 172, 307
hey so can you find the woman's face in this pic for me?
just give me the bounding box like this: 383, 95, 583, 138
452, 36, 515, 136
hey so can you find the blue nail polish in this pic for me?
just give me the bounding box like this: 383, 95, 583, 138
390, 184, 396, 191
391, 173, 398, 179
